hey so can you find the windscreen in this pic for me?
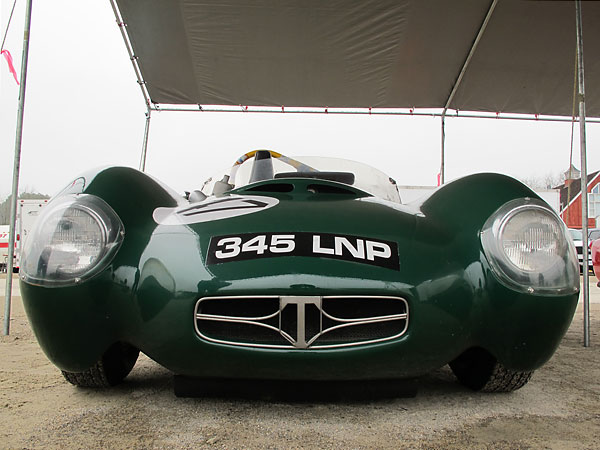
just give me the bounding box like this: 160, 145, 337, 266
200, 156, 401, 203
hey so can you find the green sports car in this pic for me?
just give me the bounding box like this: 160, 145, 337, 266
19, 150, 579, 394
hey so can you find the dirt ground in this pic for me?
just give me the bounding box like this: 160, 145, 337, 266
1, 274, 599, 450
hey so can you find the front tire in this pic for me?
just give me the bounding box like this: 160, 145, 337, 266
62, 342, 139, 387
449, 348, 533, 392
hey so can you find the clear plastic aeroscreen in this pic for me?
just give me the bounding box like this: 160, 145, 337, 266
200, 155, 401, 203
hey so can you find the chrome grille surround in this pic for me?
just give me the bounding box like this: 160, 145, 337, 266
194, 295, 409, 350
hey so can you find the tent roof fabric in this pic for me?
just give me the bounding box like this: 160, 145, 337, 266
115, 0, 600, 117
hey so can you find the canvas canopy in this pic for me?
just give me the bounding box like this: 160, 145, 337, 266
115, 0, 600, 117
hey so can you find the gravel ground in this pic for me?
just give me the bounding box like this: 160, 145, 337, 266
1, 274, 599, 449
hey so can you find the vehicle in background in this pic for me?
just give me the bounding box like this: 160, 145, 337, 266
0, 225, 16, 272
591, 239, 600, 286
588, 228, 600, 242
587, 229, 600, 284
0, 199, 48, 272
568, 228, 593, 272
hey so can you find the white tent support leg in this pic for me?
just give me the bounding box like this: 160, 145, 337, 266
439, 0, 498, 185
110, 0, 153, 173
575, 0, 590, 347
440, 116, 445, 185
3, 0, 33, 336
109, 0, 152, 109
139, 109, 151, 172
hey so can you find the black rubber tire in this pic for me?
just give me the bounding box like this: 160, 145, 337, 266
62, 342, 139, 387
449, 347, 533, 393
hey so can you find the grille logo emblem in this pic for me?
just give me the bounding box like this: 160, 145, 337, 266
280, 296, 321, 349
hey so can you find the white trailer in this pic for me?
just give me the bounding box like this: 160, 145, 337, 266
1, 199, 48, 272
16, 199, 48, 269
0, 225, 14, 272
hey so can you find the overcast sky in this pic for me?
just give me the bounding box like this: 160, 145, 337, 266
1, 0, 599, 201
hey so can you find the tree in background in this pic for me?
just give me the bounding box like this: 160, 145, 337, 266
520, 172, 564, 190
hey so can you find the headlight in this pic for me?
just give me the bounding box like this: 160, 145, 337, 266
21, 194, 124, 286
481, 198, 579, 295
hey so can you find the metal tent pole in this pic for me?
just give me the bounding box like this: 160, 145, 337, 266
3, 0, 33, 336
440, 116, 445, 185
109, 0, 151, 109
440, 0, 498, 184
139, 109, 151, 172
148, 106, 600, 122
575, 0, 590, 347
109, 0, 154, 173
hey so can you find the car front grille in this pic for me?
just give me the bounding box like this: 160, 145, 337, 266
194, 295, 408, 349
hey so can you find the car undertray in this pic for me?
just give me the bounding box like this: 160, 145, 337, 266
173, 376, 419, 400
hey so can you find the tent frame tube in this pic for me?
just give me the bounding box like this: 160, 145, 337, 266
139, 109, 151, 172
109, 0, 151, 109
440, 0, 498, 185
441, 117, 445, 185
110, 0, 152, 173
575, 0, 590, 347
442, 0, 498, 117
146, 106, 600, 122
4, 0, 33, 336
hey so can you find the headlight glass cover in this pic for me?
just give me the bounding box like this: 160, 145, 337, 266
21, 194, 124, 286
481, 198, 579, 295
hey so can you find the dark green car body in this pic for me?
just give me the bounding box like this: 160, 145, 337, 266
20, 165, 579, 386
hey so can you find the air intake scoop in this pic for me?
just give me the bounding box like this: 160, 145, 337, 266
232, 178, 370, 199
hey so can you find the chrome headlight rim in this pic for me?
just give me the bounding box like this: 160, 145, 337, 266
481, 197, 579, 296
20, 194, 124, 287
497, 203, 561, 273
